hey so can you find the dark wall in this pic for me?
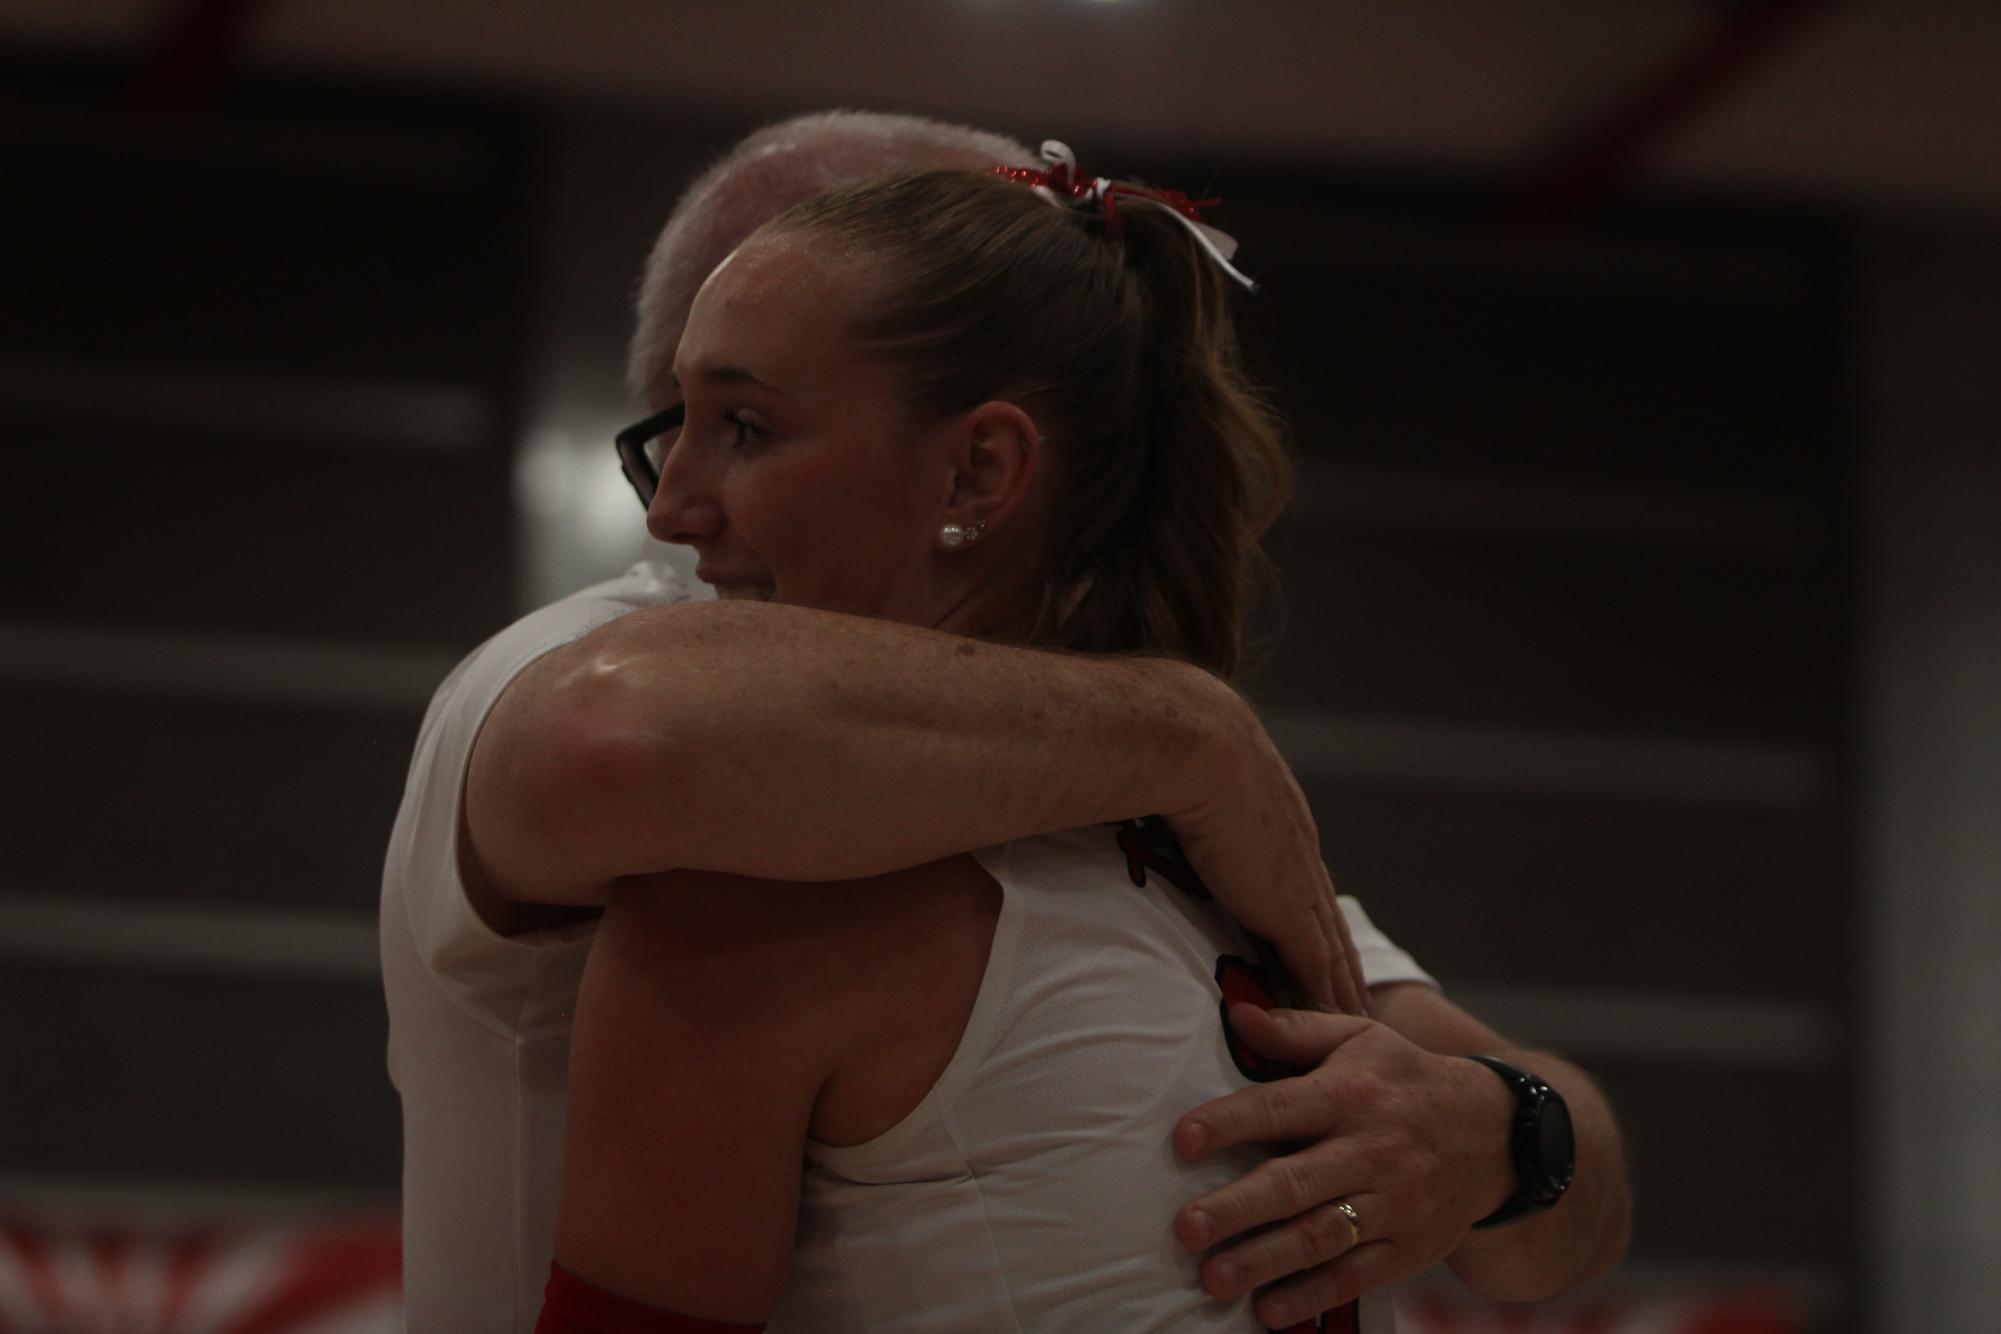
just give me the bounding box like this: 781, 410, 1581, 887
2, 62, 530, 1196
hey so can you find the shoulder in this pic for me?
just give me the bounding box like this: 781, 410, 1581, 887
425, 560, 700, 756
595, 857, 1002, 1147
385, 564, 699, 950
579, 873, 867, 1116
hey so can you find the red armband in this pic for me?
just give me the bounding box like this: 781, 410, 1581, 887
534, 1261, 765, 1334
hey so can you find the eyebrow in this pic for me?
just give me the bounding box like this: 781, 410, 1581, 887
668, 365, 795, 399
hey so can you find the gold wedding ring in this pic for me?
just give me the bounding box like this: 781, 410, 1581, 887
1334, 1199, 1362, 1248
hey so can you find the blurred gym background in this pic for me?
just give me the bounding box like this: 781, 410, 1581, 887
1, 2, 1996, 1331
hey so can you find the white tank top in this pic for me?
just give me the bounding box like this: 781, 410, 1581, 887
770, 824, 1399, 1333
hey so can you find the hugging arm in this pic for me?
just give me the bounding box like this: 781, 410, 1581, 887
465, 597, 1365, 1011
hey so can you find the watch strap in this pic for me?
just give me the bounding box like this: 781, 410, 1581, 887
1466, 1054, 1575, 1229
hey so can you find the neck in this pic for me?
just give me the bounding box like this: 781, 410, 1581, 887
927, 573, 1040, 647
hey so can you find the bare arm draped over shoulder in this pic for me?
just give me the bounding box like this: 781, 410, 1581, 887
464, 596, 1368, 1013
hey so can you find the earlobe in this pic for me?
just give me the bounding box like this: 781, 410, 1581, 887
940, 401, 1040, 542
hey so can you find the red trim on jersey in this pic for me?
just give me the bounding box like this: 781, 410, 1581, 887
534, 1262, 764, 1334
1216, 954, 1296, 1082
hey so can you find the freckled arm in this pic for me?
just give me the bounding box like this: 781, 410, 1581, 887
464, 598, 1366, 1011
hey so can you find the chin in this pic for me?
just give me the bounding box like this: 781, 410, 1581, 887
712, 582, 776, 602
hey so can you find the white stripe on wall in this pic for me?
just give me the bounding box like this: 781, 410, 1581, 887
1293, 460, 1820, 559
0, 624, 457, 711
1267, 710, 1826, 809
0, 894, 381, 982
0, 357, 493, 453
0, 893, 1833, 1068
1, 625, 1823, 809
0, 1173, 395, 1221
1446, 982, 1837, 1068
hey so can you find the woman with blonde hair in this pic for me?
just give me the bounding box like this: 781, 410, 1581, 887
534, 150, 1624, 1333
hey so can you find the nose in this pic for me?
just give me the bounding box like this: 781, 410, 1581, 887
646, 432, 723, 546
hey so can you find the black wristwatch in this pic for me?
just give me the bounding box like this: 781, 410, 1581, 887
1465, 1055, 1575, 1228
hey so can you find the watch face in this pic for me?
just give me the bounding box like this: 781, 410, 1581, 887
1536, 1092, 1577, 1193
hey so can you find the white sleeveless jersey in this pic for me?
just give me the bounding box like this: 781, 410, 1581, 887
771, 825, 1405, 1334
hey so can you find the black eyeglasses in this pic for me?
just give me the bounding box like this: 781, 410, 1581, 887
614, 403, 685, 509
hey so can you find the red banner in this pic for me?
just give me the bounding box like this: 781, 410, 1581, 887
0, 1213, 399, 1334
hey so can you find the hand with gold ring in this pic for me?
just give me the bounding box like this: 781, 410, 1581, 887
1170, 1002, 1521, 1329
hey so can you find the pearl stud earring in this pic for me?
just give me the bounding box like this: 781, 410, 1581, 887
941, 519, 987, 550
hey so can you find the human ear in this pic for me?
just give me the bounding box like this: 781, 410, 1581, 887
938, 400, 1041, 547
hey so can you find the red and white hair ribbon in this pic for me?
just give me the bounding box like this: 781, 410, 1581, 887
993, 140, 1258, 292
